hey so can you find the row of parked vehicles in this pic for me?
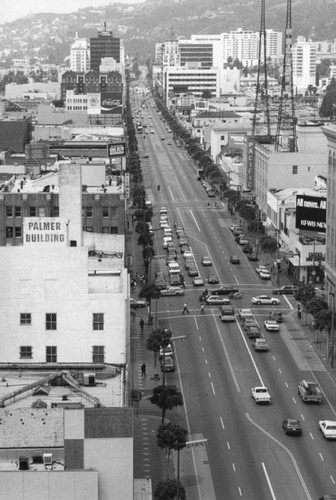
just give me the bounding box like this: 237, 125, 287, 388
230, 224, 259, 262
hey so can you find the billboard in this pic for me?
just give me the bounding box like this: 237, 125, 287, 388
295, 195, 327, 233
107, 142, 126, 157
101, 92, 123, 114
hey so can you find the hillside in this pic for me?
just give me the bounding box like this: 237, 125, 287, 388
0, 0, 335, 64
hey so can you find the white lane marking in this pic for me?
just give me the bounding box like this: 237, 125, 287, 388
285, 382, 289, 388
208, 372, 212, 378
211, 382, 216, 395
301, 414, 305, 421
199, 335, 202, 341
319, 453, 324, 461
236, 320, 265, 386
233, 274, 239, 284
194, 317, 199, 330
284, 294, 294, 310
310, 432, 314, 440
232, 463, 236, 472
292, 397, 297, 404
227, 441, 231, 450
244, 415, 312, 500
202, 347, 205, 352
168, 185, 175, 201
262, 462, 277, 500
279, 368, 282, 375
220, 417, 225, 429
190, 209, 201, 232
211, 310, 241, 393
331, 476, 335, 484
238, 487, 242, 496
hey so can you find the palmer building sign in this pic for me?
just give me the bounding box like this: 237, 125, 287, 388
23, 218, 68, 246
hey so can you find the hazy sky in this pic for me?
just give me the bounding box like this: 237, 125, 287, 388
2, 0, 145, 24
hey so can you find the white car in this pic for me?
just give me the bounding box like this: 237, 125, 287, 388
202, 256, 213, 266
160, 207, 168, 215
193, 276, 204, 286
256, 265, 269, 275
163, 236, 173, 248
251, 386, 271, 404
259, 269, 271, 280
239, 308, 253, 320
319, 420, 336, 439
206, 295, 230, 305
160, 287, 184, 296
251, 295, 280, 305
264, 320, 280, 331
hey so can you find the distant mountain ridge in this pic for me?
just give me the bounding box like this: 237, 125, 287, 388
1, 0, 336, 64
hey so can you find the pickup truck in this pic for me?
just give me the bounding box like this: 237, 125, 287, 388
298, 380, 322, 403
251, 386, 271, 404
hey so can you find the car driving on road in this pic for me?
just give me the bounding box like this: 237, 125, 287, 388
282, 418, 302, 436
202, 256, 213, 266
273, 284, 299, 295
251, 295, 281, 305
251, 386, 271, 404
319, 420, 336, 440
160, 287, 185, 296
264, 320, 280, 331
206, 295, 231, 305
213, 286, 240, 296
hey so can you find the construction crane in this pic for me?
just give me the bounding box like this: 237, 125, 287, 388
252, 0, 272, 144
275, 0, 298, 152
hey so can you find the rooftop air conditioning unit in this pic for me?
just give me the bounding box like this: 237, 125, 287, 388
43, 453, 53, 467
19, 456, 29, 470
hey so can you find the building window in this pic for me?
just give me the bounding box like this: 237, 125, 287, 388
6, 206, 13, 217
86, 206, 93, 218
93, 313, 104, 330
86, 226, 93, 232
15, 227, 22, 238
20, 346, 32, 359
92, 346, 105, 363
15, 206, 21, 217
46, 346, 57, 363
292, 165, 298, 175
6, 227, 13, 238
102, 207, 109, 218
102, 227, 110, 234
38, 207, 46, 217
46, 313, 57, 330
53, 206, 59, 217
20, 313, 31, 325
29, 207, 36, 217
111, 227, 118, 234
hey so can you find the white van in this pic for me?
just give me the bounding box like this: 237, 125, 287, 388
164, 227, 172, 236
163, 236, 172, 248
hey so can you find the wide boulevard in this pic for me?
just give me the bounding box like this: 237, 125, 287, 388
131, 85, 336, 500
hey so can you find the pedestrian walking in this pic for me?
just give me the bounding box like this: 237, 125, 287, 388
141, 363, 146, 378
201, 304, 204, 314
139, 318, 145, 333
182, 302, 190, 314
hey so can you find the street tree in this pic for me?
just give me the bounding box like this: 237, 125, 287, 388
157, 422, 187, 461
294, 284, 316, 307
154, 479, 186, 500
314, 309, 332, 333
259, 235, 278, 254
139, 284, 161, 324
320, 77, 336, 118
146, 328, 172, 367
305, 296, 328, 316
149, 385, 183, 425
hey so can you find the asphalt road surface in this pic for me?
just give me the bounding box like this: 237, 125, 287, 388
130, 87, 336, 500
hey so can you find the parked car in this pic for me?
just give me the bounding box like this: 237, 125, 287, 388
282, 418, 302, 436
238, 236, 250, 246
259, 269, 271, 280
248, 253, 259, 261
256, 265, 270, 275
188, 267, 199, 277
207, 190, 216, 197
193, 276, 204, 286
246, 326, 262, 339
130, 298, 147, 309
269, 311, 283, 323
239, 308, 254, 321
230, 255, 240, 264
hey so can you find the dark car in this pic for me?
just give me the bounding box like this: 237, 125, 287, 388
269, 311, 283, 323
230, 255, 240, 264
246, 326, 262, 339
248, 253, 259, 261
208, 274, 219, 284
188, 267, 199, 277
242, 244, 253, 254
282, 418, 302, 436
273, 285, 299, 295
212, 286, 240, 296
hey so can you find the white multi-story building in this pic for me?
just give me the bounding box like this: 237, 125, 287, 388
163, 66, 220, 102
70, 34, 90, 72
266, 29, 283, 61
223, 29, 259, 67
293, 38, 317, 92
